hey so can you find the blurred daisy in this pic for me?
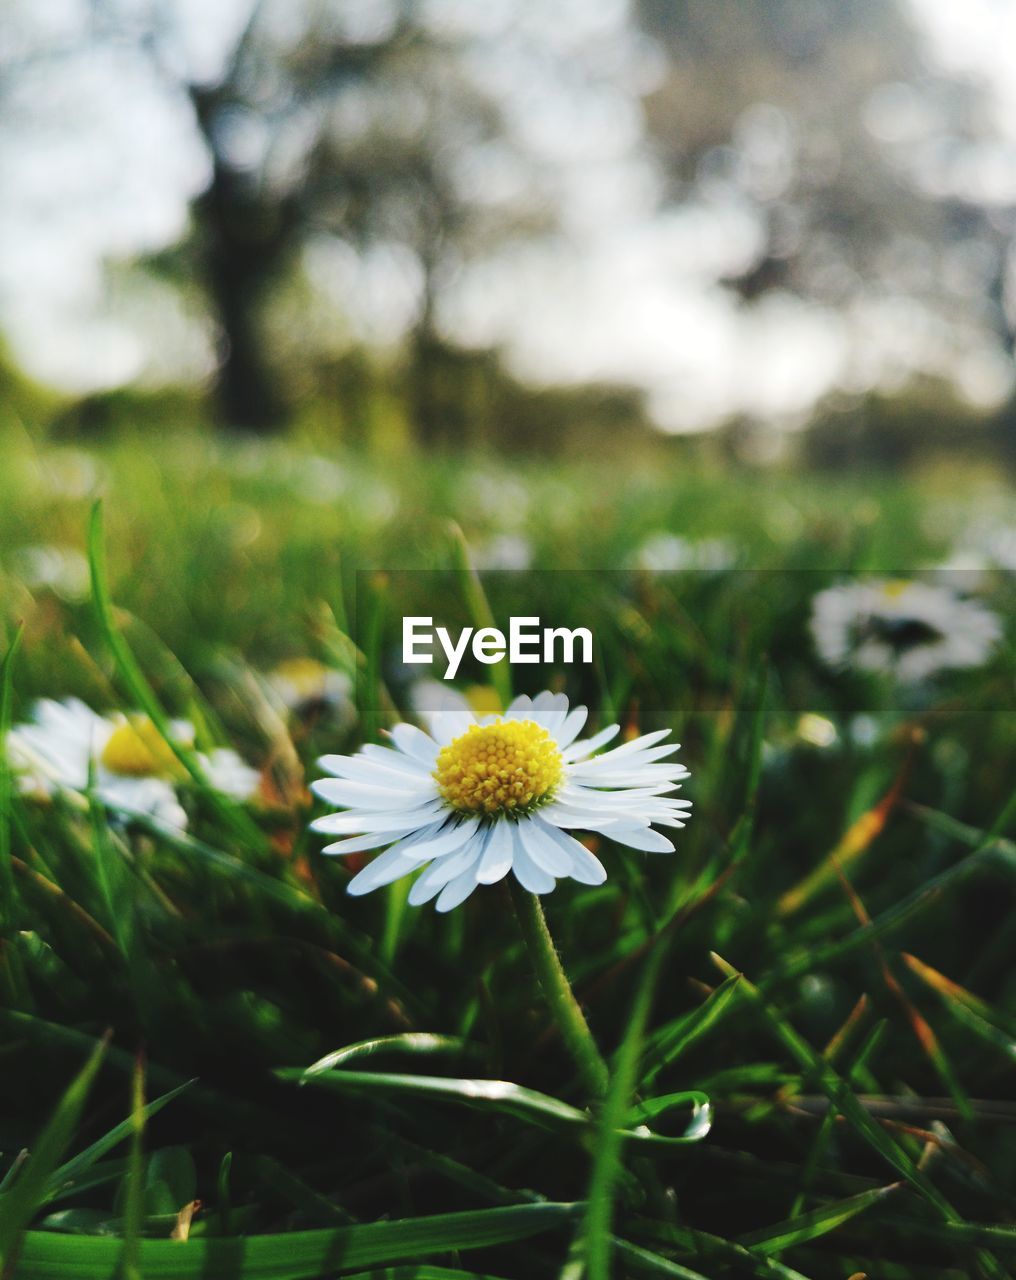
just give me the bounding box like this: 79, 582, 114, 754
9, 544, 90, 602
311, 691, 691, 912
632, 533, 737, 573
472, 533, 533, 572
810, 579, 1003, 682
268, 658, 353, 718
952, 514, 1013, 570
7, 698, 260, 830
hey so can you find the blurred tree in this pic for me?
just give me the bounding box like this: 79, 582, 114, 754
800, 378, 1000, 471
4, 0, 1015, 452
136, 0, 554, 440
636, 0, 1016, 385
169, 3, 411, 431
637, 1, 952, 295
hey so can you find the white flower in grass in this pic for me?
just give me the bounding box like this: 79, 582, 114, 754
311, 691, 691, 912
6, 698, 260, 831
810, 579, 1003, 683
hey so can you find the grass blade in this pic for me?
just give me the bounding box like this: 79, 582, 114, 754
12, 1203, 577, 1278
86, 502, 262, 846
0, 1036, 108, 1274
737, 1182, 901, 1254
0, 625, 24, 937
576, 940, 668, 1280
639, 974, 741, 1088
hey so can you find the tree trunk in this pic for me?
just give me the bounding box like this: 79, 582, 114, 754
191, 87, 292, 433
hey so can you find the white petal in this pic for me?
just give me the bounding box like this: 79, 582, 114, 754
562, 724, 620, 761
408, 831, 486, 906
476, 820, 515, 884
310, 802, 445, 835
320, 819, 446, 856
518, 817, 574, 876
560, 782, 680, 807
414, 838, 484, 893
538, 802, 600, 828
435, 866, 482, 912
311, 778, 436, 809
397, 816, 480, 859
567, 768, 689, 789
323, 833, 395, 856
316, 753, 432, 786
554, 704, 588, 749
570, 743, 682, 771
360, 743, 434, 774
408, 830, 486, 897
429, 711, 476, 746
407, 872, 446, 906
389, 723, 440, 763
534, 816, 608, 885
504, 694, 533, 720
575, 731, 673, 767
511, 825, 556, 894
596, 821, 675, 853
346, 847, 415, 896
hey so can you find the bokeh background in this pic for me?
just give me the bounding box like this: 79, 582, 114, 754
3, 0, 1016, 471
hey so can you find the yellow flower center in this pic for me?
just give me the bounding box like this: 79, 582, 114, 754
434, 718, 563, 816
100, 718, 186, 778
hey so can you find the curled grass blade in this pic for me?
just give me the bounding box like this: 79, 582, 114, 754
278, 1067, 710, 1150
302, 1034, 481, 1078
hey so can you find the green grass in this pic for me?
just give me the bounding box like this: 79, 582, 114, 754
0, 424, 1014, 1279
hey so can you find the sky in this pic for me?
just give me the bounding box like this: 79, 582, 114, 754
1, 0, 1014, 433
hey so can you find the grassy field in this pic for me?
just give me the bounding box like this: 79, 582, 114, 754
1, 425, 1015, 1279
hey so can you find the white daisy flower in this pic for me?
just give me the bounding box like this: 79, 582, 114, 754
310, 691, 692, 912
6, 698, 260, 830
810, 578, 1003, 683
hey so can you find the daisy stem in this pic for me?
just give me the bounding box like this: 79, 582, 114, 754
509, 881, 609, 1100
